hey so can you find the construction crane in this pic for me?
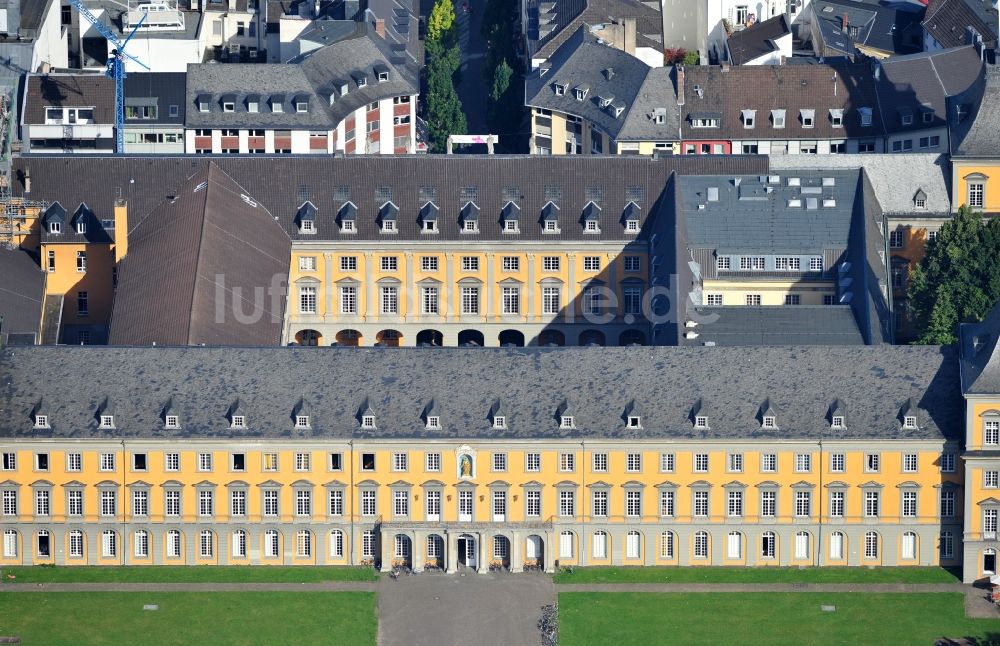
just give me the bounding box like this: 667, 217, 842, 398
67, 0, 150, 154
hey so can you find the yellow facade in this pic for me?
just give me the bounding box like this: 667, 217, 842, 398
702, 280, 836, 306
952, 160, 1000, 212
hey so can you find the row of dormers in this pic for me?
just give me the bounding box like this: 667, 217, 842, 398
41, 202, 113, 235
26, 397, 923, 432
295, 200, 643, 235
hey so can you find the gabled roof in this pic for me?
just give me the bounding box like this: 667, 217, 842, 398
727, 14, 790, 65
0, 345, 962, 441
811, 0, 924, 57
124, 72, 186, 125
108, 163, 291, 346
23, 74, 115, 125
0, 248, 43, 347
923, 0, 998, 50
960, 300, 1000, 394
951, 64, 1000, 158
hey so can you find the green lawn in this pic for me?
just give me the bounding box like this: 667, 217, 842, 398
0, 565, 377, 584
559, 592, 1000, 646
0, 592, 376, 646
553, 565, 961, 584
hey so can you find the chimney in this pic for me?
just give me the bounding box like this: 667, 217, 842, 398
374, 18, 386, 38
113, 199, 128, 263
676, 64, 685, 106
841, 14, 848, 32
23, 168, 30, 194
623, 18, 636, 55
227, 0, 236, 10
721, 62, 730, 73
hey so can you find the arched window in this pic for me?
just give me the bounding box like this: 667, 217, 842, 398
660, 531, 674, 559
761, 531, 776, 559
626, 530, 641, 559
901, 531, 917, 560
493, 536, 509, 559
829, 531, 844, 560
232, 530, 247, 558
864, 531, 879, 559
693, 531, 709, 559
134, 530, 149, 558
393, 534, 410, 559
69, 530, 84, 558
727, 531, 742, 559
559, 531, 574, 558
166, 530, 182, 558
264, 530, 280, 558
794, 531, 810, 560
35, 529, 50, 558
297, 530, 312, 557
199, 530, 213, 558
2, 529, 17, 558
592, 531, 608, 559
330, 530, 344, 558
102, 530, 117, 558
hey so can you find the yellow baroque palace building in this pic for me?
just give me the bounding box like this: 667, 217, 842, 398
4, 338, 993, 580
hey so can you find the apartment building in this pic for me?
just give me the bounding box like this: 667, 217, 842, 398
0, 342, 964, 573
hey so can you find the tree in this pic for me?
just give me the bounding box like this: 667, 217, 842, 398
427, 0, 456, 45
908, 205, 1000, 344
490, 59, 512, 105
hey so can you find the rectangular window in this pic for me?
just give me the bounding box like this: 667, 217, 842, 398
165, 490, 180, 517
941, 453, 956, 473
502, 286, 520, 315
76, 251, 87, 273
864, 491, 880, 517
361, 453, 376, 471
328, 490, 344, 516
526, 490, 541, 517
198, 490, 214, 517
902, 490, 917, 517
626, 490, 642, 517
264, 490, 279, 517
526, 453, 541, 472
101, 490, 116, 517
77, 292, 89, 316
425, 452, 441, 472
830, 453, 845, 473
67, 452, 82, 472
425, 490, 440, 519
760, 490, 776, 517
461, 287, 480, 315
131, 490, 147, 517
461, 256, 479, 271
795, 454, 811, 473
492, 489, 507, 520
592, 452, 609, 472
103, 531, 117, 558
381, 286, 399, 314
626, 453, 642, 473
660, 453, 675, 473
35, 489, 50, 516
969, 182, 985, 208
295, 453, 311, 472
559, 453, 575, 472
559, 490, 575, 517
1, 452, 15, 471
298, 256, 316, 272
583, 256, 601, 272
660, 490, 675, 517
67, 490, 82, 516
100, 453, 116, 472
380, 256, 398, 272
299, 286, 317, 314
761, 453, 776, 473
230, 490, 246, 517
940, 490, 955, 517
294, 490, 312, 517
35, 453, 48, 471
865, 453, 880, 473
903, 453, 918, 473
393, 452, 408, 472
795, 491, 811, 517
393, 490, 409, 517
542, 287, 560, 314
706, 294, 724, 306
542, 256, 560, 272
492, 452, 507, 472
694, 453, 709, 473
592, 490, 608, 517
693, 490, 709, 517
829, 490, 845, 517
263, 452, 278, 472
198, 453, 212, 472
728, 453, 743, 473
727, 489, 743, 517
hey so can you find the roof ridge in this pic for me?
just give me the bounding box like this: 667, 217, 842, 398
187, 164, 215, 345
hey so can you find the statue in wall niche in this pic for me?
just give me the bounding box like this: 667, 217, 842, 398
460, 454, 473, 478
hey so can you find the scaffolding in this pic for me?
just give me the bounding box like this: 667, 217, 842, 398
0, 84, 47, 250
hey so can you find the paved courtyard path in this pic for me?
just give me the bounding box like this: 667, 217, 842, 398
0, 581, 377, 592
377, 571, 555, 646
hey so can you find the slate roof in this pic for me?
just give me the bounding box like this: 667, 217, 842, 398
124, 72, 186, 125
811, 0, 924, 57
366, 0, 422, 64
108, 164, 291, 347
961, 300, 1000, 394
0, 344, 962, 442
680, 63, 883, 140
615, 66, 680, 142
873, 46, 984, 135
727, 14, 790, 65
11, 155, 769, 244
0, 249, 43, 346
923, 0, 998, 50
186, 25, 417, 129
524, 28, 670, 141
951, 64, 1000, 157
22, 74, 115, 125
528, 0, 663, 62
679, 170, 859, 255
683, 306, 865, 346
769, 153, 952, 216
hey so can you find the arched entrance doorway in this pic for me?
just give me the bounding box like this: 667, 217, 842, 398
498, 329, 525, 347
393, 534, 412, 568
295, 329, 322, 346
491, 535, 511, 571
416, 329, 443, 346
538, 330, 565, 346
457, 534, 477, 569
579, 329, 606, 346
376, 329, 402, 347
458, 329, 484, 347
335, 329, 361, 347
426, 534, 445, 571
525, 535, 544, 571
619, 329, 645, 346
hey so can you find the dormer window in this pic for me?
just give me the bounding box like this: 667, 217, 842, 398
561, 416, 574, 429
231, 415, 246, 429
831, 415, 845, 428
771, 109, 786, 128
464, 220, 478, 232
830, 109, 843, 127
762, 416, 776, 429
903, 415, 917, 429
504, 219, 519, 233
585, 220, 599, 233
165, 415, 179, 429
357, 76, 368, 88
377, 71, 389, 82
574, 87, 588, 101
627, 415, 641, 428
922, 110, 933, 124
223, 101, 235, 112
75, 220, 87, 234
248, 100, 259, 113
272, 101, 283, 113
544, 220, 558, 232
694, 416, 708, 429
625, 219, 639, 233
423, 220, 438, 232
426, 415, 441, 430
362, 415, 376, 429
300, 220, 315, 233
801, 109, 815, 128
100, 415, 115, 429
49, 221, 61, 234
741, 109, 755, 128
34, 415, 49, 428
382, 220, 396, 233
296, 101, 308, 113
493, 416, 506, 429
554, 83, 565, 96
295, 415, 310, 428
198, 101, 209, 113
859, 107, 872, 126
342, 219, 355, 232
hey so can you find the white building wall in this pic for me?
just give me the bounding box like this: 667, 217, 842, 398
32, 0, 69, 71
378, 97, 393, 154
290, 130, 311, 153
